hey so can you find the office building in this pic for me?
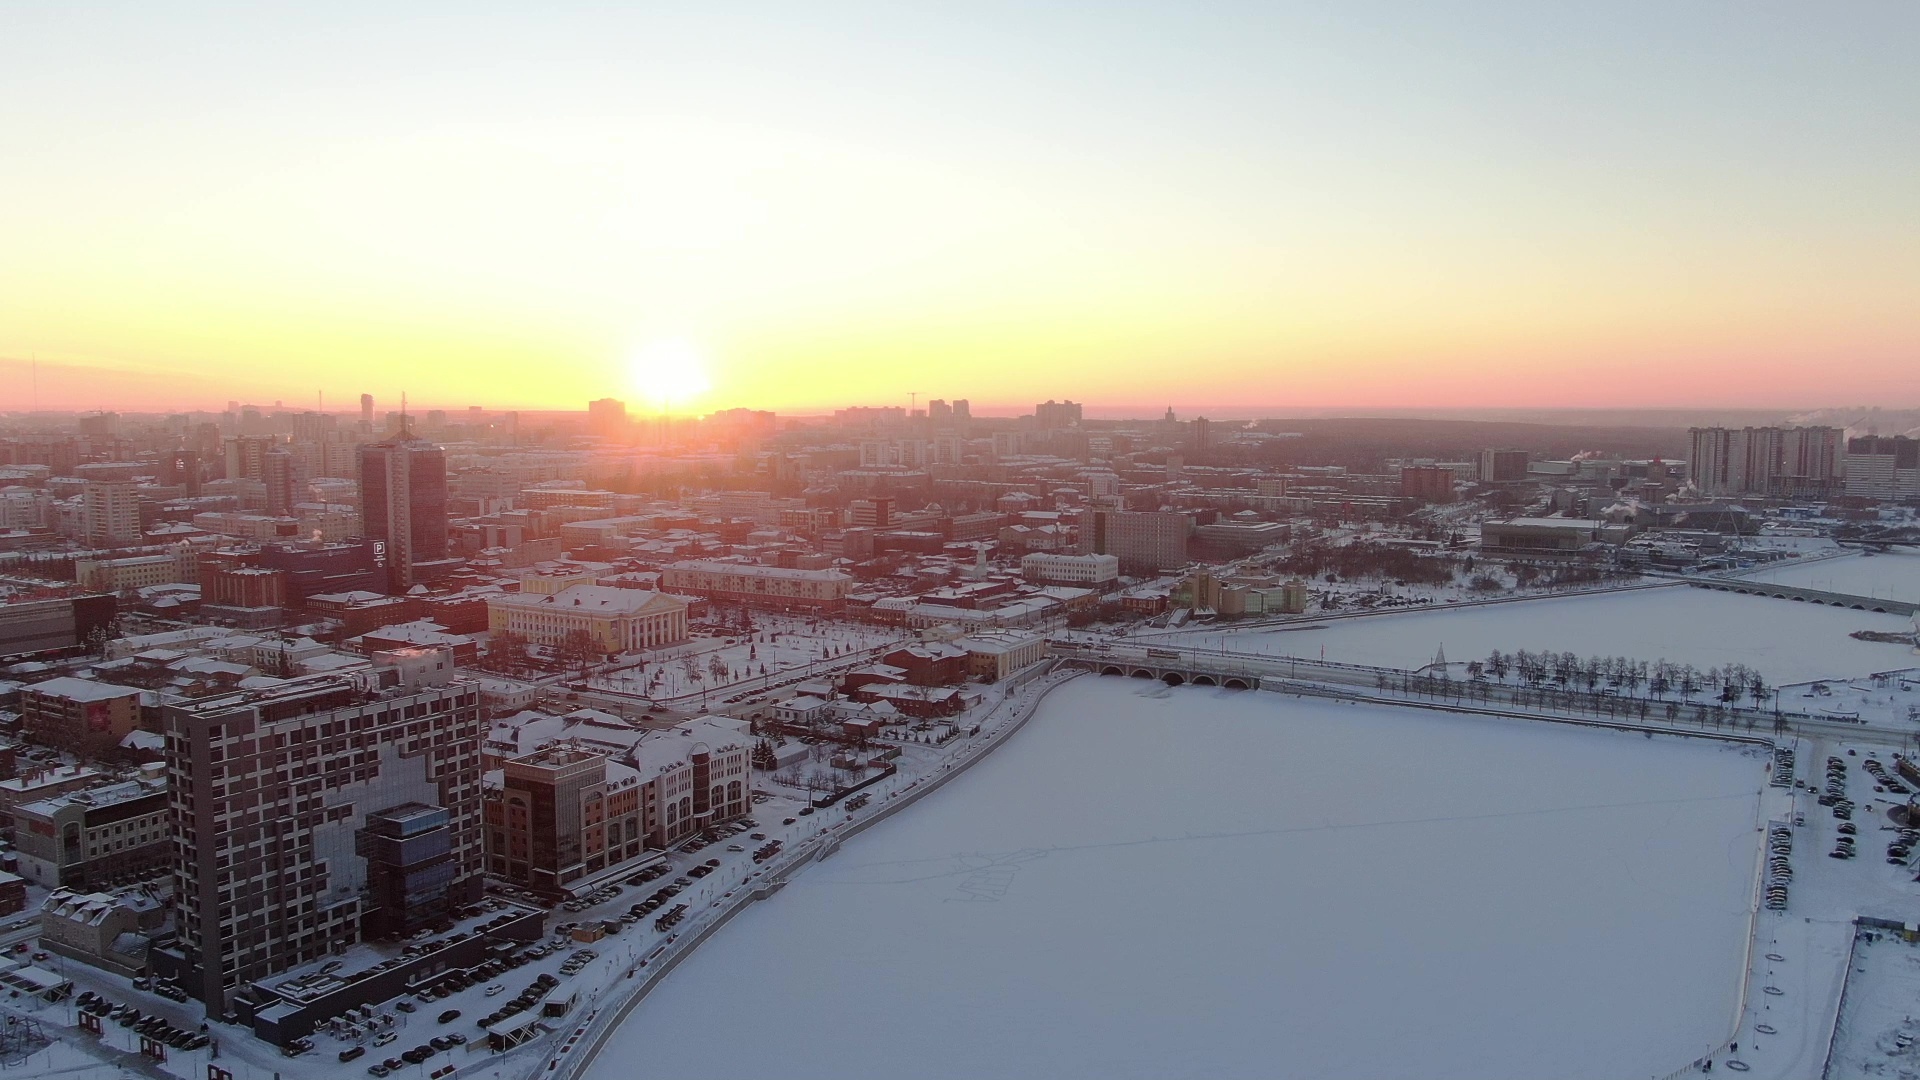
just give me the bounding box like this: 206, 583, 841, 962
155, 670, 485, 1009
484, 744, 647, 893
357, 426, 448, 592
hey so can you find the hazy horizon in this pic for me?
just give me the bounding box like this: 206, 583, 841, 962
4, 3, 1916, 414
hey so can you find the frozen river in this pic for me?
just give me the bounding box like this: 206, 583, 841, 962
1174, 585, 1916, 684
584, 677, 1764, 1080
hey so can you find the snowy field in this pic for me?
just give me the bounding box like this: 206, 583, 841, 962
1173, 586, 1916, 684
586, 677, 1764, 1080
1735, 549, 1920, 605
1824, 930, 1920, 1079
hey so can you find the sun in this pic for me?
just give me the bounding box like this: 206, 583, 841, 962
626, 339, 713, 411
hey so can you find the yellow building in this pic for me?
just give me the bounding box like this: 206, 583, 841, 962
487, 583, 688, 653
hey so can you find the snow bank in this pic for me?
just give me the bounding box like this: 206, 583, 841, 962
586, 677, 1763, 1080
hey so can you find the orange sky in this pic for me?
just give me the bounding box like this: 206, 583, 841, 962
3, 5, 1916, 416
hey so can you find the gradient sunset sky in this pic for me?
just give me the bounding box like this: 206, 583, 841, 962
2, 3, 1916, 416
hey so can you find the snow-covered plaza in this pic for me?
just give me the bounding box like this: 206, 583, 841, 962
586, 676, 1765, 1080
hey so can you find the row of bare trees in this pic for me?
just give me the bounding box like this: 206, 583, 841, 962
1467, 649, 1773, 708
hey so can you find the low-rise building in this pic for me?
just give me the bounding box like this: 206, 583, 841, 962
1479, 518, 1607, 558
1020, 552, 1120, 588
487, 583, 688, 653
40, 888, 164, 976
631, 715, 753, 850
484, 744, 648, 893
660, 560, 853, 612
12, 777, 169, 889
20, 677, 144, 757
954, 630, 1048, 682
0, 764, 103, 824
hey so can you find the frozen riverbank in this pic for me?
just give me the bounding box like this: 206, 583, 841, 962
1172, 586, 1915, 685
584, 677, 1764, 1080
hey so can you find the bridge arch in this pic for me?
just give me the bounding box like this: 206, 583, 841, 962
1191, 675, 1218, 687
1223, 678, 1251, 690
1130, 669, 1154, 679
1100, 665, 1124, 676
1161, 672, 1186, 687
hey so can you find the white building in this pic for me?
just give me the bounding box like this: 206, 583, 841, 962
488, 583, 688, 653
1021, 552, 1120, 588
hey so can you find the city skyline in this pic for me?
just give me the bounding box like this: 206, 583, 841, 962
4, 4, 1918, 415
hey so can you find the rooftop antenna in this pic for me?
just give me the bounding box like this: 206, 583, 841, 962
909, 391, 918, 415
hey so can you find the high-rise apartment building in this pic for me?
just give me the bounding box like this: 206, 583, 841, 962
1400, 465, 1457, 504
587, 398, 627, 439
80, 481, 141, 546
1478, 449, 1530, 484
1845, 436, 1919, 503
357, 427, 448, 592
359, 393, 374, 433
1034, 399, 1083, 429
1690, 426, 1845, 497
263, 448, 297, 517
1079, 509, 1191, 573
155, 670, 484, 1010
224, 435, 280, 484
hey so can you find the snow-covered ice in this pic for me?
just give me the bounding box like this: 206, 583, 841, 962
585, 677, 1764, 1080
1735, 549, 1920, 606
1172, 586, 1915, 684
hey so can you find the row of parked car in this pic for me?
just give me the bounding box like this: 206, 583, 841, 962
76, 992, 210, 1052
360, 1032, 467, 1076
476, 972, 560, 1030
1864, 757, 1913, 797
129, 974, 190, 1002
1765, 825, 1792, 911
1771, 746, 1796, 788
1886, 826, 1919, 865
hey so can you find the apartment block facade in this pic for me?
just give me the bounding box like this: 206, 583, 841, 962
155, 672, 484, 1011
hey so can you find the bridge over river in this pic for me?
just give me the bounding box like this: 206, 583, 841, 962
1689, 577, 1918, 616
